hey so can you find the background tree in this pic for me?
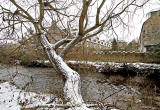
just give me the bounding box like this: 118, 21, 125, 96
0, 0, 149, 109
112, 38, 118, 51
147, 43, 160, 57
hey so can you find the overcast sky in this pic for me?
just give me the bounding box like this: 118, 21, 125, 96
0, 0, 160, 44
117, 0, 160, 42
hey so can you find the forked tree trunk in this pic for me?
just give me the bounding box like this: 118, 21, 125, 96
40, 32, 91, 110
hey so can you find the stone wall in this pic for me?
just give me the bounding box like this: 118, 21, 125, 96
66, 51, 160, 63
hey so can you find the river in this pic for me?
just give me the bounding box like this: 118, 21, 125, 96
0, 64, 159, 110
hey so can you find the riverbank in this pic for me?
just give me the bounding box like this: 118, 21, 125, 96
0, 65, 160, 110
17, 59, 160, 89
0, 82, 62, 110
19, 60, 160, 80
2, 58, 159, 86
0, 64, 160, 110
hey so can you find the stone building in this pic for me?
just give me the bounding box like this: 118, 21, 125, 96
125, 40, 139, 51
46, 21, 112, 53
110, 38, 127, 51
79, 37, 112, 53
117, 40, 127, 50
139, 9, 160, 52
46, 21, 69, 44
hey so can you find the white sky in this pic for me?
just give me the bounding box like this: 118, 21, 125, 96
117, 0, 160, 42
0, 0, 160, 44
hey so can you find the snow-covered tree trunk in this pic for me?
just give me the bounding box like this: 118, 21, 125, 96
39, 29, 91, 110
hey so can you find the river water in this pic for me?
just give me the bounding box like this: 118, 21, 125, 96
0, 64, 159, 110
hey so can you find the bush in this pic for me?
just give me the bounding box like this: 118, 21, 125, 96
147, 43, 160, 57
20, 55, 32, 66
20, 51, 47, 67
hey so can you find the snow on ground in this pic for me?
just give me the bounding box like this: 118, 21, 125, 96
0, 81, 119, 110
0, 82, 61, 110
23, 60, 160, 70
67, 60, 160, 69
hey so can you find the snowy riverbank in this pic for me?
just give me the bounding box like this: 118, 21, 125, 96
19, 59, 160, 70
18, 59, 160, 77
0, 81, 120, 110
0, 82, 62, 110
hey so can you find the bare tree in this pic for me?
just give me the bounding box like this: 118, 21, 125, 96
0, 0, 149, 109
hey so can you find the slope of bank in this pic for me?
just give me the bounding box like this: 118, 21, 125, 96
18, 60, 160, 86
20, 60, 160, 75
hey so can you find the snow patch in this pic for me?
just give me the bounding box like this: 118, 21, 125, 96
67, 60, 160, 70
0, 82, 61, 110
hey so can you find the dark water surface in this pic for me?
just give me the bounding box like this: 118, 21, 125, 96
0, 65, 159, 110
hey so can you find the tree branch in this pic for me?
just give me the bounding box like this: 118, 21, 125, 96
53, 38, 72, 50
79, 0, 92, 35
109, 0, 135, 19
60, 35, 82, 58
96, 0, 106, 25
0, 5, 31, 21
38, 0, 44, 24
10, 0, 34, 21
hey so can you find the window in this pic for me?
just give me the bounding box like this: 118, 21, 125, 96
143, 30, 145, 34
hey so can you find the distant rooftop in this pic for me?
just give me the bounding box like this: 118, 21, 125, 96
150, 8, 160, 12
147, 8, 160, 17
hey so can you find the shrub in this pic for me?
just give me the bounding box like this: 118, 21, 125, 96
147, 43, 160, 57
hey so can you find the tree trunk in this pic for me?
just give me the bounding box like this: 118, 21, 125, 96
40, 32, 91, 110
